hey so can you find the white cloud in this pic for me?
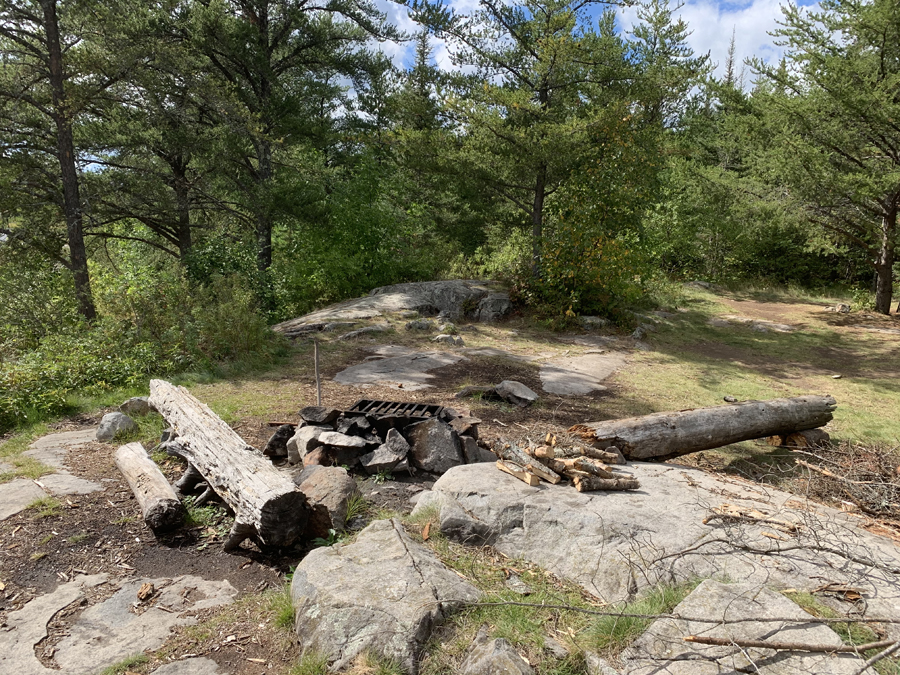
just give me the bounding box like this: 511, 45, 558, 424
372, 0, 820, 81
620, 0, 820, 84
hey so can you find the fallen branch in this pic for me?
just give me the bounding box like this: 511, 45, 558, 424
853, 641, 900, 675
466, 601, 900, 624
796, 459, 883, 486
683, 635, 895, 653
652, 536, 900, 575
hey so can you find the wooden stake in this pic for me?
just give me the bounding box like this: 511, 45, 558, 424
314, 340, 322, 406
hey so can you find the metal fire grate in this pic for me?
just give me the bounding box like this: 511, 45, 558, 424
347, 399, 443, 420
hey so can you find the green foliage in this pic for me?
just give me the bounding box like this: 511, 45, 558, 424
27, 496, 62, 519
0, 242, 283, 433
345, 493, 370, 524
288, 652, 330, 675
269, 583, 296, 631
311, 529, 340, 547
587, 581, 699, 656
95, 653, 150, 675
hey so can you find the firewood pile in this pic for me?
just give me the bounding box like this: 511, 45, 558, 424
487, 434, 640, 491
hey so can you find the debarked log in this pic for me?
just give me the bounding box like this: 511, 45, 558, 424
149, 379, 309, 551
115, 442, 185, 532
571, 395, 836, 461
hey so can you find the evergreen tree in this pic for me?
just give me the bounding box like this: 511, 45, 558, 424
754, 0, 900, 313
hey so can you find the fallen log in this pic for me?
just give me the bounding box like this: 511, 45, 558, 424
571, 395, 837, 461
115, 442, 185, 532
149, 379, 309, 551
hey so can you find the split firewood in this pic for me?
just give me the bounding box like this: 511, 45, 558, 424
573, 475, 641, 492
496, 442, 562, 484
496, 460, 540, 486
149, 379, 310, 551
569, 457, 615, 479
551, 444, 624, 465
536, 456, 616, 479
530, 445, 556, 459
115, 443, 185, 533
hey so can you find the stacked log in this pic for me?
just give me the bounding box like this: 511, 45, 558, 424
489, 438, 640, 492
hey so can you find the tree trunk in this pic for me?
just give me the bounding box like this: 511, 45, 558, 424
172, 158, 192, 262
148, 379, 309, 550
42, 0, 95, 321
255, 137, 273, 274
115, 442, 185, 532
874, 210, 895, 315
531, 163, 546, 278
572, 395, 837, 461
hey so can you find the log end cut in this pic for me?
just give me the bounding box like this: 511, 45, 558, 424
257, 490, 310, 548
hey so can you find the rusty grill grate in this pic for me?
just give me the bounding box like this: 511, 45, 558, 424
347, 399, 443, 419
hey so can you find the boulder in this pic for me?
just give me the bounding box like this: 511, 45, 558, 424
586, 653, 621, 675
290, 518, 481, 672
291, 464, 322, 486
459, 626, 533, 675
263, 424, 295, 458
297, 466, 358, 539
476, 293, 511, 322
406, 419, 465, 474
461, 436, 495, 464
420, 464, 900, 613
299, 406, 341, 426
433, 334, 465, 346
580, 316, 610, 329
336, 415, 371, 436
303, 447, 332, 467
119, 396, 153, 416
96, 412, 138, 442
287, 426, 330, 465
494, 380, 539, 408
359, 428, 409, 474
406, 319, 436, 331
621, 580, 864, 674
339, 324, 391, 340
319, 431, 370, 467
449, 416, 480, 439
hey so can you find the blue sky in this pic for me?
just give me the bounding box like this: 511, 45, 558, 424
374, 0, 821, 83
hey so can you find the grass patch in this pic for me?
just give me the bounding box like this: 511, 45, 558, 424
269, 583, 296, 630
586, 581, 699, 658
345, 493, 370, 523
183, 496, 226, 529
37, 534, 53, 546
289, 651, 330, 675
784, 591, 899, 674
0, 422, 52, 483
30, 551, 47, 561
408, 506, 700, 674
95, 653, 150, 675
67, 532, 89, 545
28, 496, 61, 519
